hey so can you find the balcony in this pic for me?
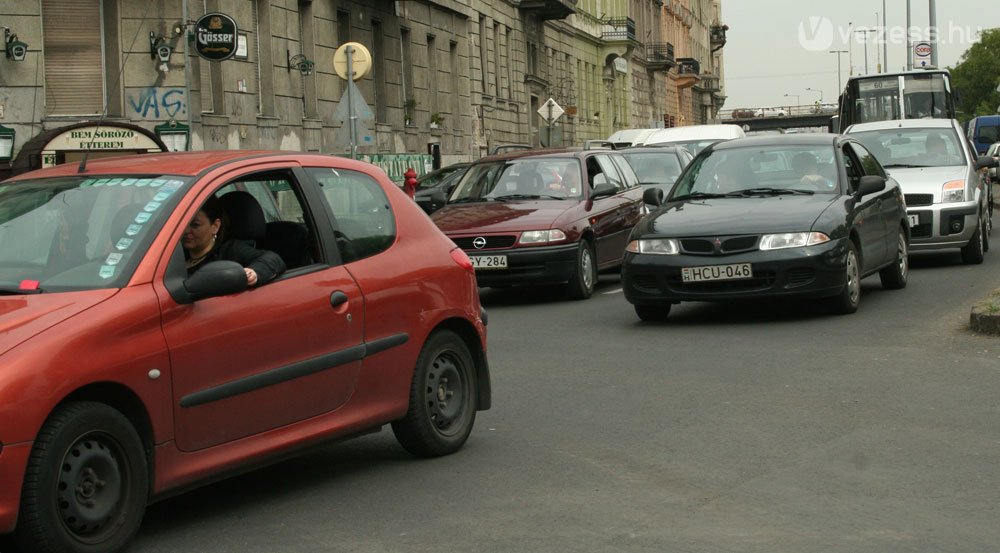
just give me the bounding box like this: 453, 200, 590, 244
602, 17, 637, 43
711, 24, 729, 50
518, 0, 577, 21
645, 42, 676, 71
697, 75, 721, 93
675, 58, 701, 89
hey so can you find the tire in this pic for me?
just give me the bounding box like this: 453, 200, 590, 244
14, 402, 148, 553
879, 227, 908, 290
634, 304, 671, 322
827, 241, 861, 314
566, 240, 597, 300
961, 216, 985, 265
392, 330, 478, 458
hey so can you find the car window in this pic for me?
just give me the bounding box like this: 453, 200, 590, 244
595, 155, 625, 192
0, 175, 189, 291
841, 146, 863, 192
609, 155, 639, 189
307, 168, 396, 263
848, 143, 886, 178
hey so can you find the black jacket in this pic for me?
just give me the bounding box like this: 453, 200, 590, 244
187, 239, 286, 284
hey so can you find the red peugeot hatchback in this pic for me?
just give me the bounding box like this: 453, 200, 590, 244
0, 151, 490, 553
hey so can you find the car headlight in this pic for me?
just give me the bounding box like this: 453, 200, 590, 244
942, 180, 966, 203
626, 238, 680, 255
519, 229, 567, 245
759, 232, 831, 250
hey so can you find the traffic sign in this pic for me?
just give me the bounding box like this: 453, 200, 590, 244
914, 42, 932, 68
537, 98, 564, 124
333, 42, 373, 81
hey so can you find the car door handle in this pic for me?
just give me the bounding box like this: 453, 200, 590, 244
330, 291, 349, 307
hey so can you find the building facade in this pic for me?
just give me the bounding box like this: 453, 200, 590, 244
0, 0, 727, 179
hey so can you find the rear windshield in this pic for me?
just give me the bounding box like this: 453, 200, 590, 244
0, 175, 189, 293
621, 152, 684, 185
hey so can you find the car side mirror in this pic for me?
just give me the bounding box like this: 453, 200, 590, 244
591, 180, 617, 199
417, 188, 447, 214
856, 175, 886, 197
642, 187, 664, 207
976, 156, 999, 170
182, 261, 248, 303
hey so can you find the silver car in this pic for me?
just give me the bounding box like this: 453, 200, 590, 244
846, 119, 998, 264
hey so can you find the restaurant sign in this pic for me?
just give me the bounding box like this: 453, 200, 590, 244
194, 12, 239, 62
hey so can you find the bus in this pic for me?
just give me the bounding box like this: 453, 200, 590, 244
834, 69, 956, 132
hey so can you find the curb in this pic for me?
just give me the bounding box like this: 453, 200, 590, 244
970, 289, 1000, 336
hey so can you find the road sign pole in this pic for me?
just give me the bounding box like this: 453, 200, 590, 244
346, 46, 357, 159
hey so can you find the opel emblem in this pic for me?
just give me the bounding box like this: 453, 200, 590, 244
713, 238, 722, 247
472, 237, 487, 249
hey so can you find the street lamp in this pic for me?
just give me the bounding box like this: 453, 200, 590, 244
784, 93, 801, 109
855, 28, 876, 74
805, 88, 824, 103
829, 50, 848, 94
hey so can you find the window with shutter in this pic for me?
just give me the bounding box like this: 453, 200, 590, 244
42, 0, 105, 116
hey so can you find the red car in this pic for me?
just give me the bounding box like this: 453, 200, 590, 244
431, 149, 645, 299
0, 151, 490, 553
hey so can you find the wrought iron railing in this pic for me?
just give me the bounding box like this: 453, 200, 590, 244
646, 42, 675, 67
602, 17, 637, 42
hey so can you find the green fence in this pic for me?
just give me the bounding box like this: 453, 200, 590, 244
351, 154, 434, 183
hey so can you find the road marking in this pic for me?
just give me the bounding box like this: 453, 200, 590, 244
603, 288, 624, 295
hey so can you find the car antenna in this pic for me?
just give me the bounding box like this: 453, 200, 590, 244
78, 3, 159, 174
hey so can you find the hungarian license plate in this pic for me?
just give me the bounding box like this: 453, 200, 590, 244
470, 255, 508, 270
681, 263, 753, 283
907, 214, 921, 227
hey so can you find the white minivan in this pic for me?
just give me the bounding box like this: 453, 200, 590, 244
639, 124, 746, 156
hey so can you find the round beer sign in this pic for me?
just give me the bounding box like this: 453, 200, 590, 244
195, 12, 239, 62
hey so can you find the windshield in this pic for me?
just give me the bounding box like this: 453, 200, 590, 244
849, 127, 966, 168
621, 152, 683, 188
671, 145, 839, 199
848, 73, 953, 125
418, 166, 467, 192
450, 158, 583, 202
0, 175, 189, 292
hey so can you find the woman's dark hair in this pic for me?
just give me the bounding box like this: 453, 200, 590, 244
201, 195, 224, 223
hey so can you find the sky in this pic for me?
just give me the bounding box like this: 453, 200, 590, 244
721, 0, 1000, 110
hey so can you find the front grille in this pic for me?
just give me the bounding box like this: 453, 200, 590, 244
667, 270, 776, 293
680, 235, 759, 256
453, 235, 517, 250
786, 268, 816, 287
905, 194, 934, 207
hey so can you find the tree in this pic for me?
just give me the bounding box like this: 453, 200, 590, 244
949, 28, 1000, 120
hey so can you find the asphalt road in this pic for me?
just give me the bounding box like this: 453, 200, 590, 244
126, 248, 1000, 553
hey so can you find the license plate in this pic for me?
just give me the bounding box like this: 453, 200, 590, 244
682, 263, 753, 282
470, 255, 508, 270
908, 214, 920, 227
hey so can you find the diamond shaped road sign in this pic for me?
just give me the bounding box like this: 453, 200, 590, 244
537, 97, 564, 124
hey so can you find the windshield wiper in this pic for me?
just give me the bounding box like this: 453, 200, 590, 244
669, 192, 728, 201
493, 194, 552, 201
449, 197, 493, 204
726, 188, 814, 197
0, 285, 43, 295
882, 163, 924, 169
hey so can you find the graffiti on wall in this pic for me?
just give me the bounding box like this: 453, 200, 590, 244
126, 88, 187, 120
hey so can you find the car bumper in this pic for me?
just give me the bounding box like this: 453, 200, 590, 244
907, 202, 978, 251
464, 242, 579, 287
0, 442, 31, 533
623, 238, 848, 305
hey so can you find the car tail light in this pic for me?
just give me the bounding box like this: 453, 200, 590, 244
450, 247, 475, 273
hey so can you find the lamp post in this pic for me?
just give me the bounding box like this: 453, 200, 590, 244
855, 28, 876, 74
784, 93, 801, 110
830, 49, 848, 93
805, 88, 824, 103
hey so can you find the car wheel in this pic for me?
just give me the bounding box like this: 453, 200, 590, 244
567, 240, 597, 300
634, 304, 671, 322
961, 216, 985, 265
879, 227, 908, 290
392, 330, 477, 458
827, 242, 861, 314
15, 402, 148, 553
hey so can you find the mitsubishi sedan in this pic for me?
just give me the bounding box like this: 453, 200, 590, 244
623, 135, 910, 321
0, 151, 491, 553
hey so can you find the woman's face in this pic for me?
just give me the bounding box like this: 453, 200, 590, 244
182, 210, 220, 253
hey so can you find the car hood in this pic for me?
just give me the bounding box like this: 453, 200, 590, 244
884, 166, 968, 199
647, 195, 837, 237
0, 289, 118, 358
432, 201, 575, 234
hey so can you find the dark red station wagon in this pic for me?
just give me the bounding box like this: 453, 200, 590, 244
431, 149, 645, 299
0, 151, 490, 553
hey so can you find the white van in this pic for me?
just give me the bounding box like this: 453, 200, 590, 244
606, 128, 660, 147
639, 124, 746, 156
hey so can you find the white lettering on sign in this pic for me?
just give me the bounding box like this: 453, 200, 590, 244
198, 32, 234, 45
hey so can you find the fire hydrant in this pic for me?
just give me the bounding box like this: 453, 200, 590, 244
403, 167, 418, 199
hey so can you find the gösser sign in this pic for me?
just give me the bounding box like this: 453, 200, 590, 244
194, 12, 239, 62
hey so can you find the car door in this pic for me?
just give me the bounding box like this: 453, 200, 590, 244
590, 154, 635, 266
850, 142, 901, 261
157, 166, 365, 452
840, 145, 887, 272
